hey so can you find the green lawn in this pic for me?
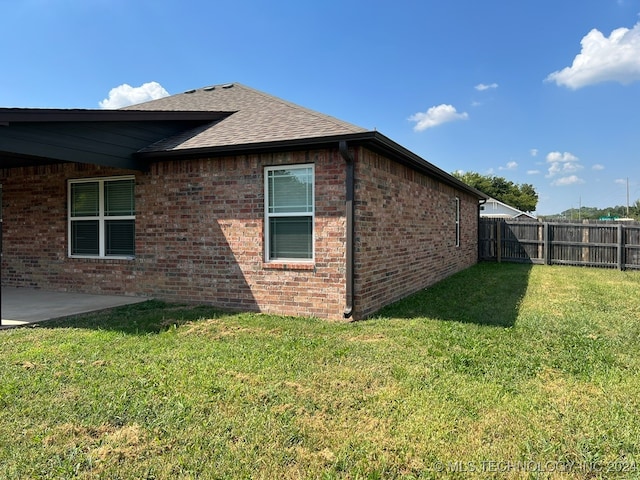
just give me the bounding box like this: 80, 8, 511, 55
1, 263, 640, 479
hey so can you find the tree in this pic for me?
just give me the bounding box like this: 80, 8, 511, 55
453, 171, 539, 212
631, 199, 640, 219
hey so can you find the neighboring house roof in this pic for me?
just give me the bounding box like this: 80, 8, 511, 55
480, 197, 537, 219
0, 83, 487, 200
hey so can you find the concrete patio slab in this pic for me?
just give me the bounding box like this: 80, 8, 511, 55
1, 287, 149, 327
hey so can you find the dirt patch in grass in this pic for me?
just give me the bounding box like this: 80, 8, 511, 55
42, 423, 168, 476
178, 317, 282, 339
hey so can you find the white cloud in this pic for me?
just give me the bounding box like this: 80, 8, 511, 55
499, 161, 518, 171
546, 151, 578, 163
547, 161, 582, 177
552, 175, 585, 186
530, 148, 538, 157
527, 170, 541, 175
545, 22, 640, 89
474, 82, 499, 91
545, 150, 583, 183
409, 104, 469, 131
99, 81, 170, 109
615, 178, 628, 185
592, 164, 605, 170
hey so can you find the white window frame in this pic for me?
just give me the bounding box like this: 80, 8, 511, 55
264, 164, 315, 263
455, 196, 461, 247
68, 175, 136, 259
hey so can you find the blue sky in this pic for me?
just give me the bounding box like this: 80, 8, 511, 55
2, 0, 640, 215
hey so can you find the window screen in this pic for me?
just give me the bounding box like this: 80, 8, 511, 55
69, 177, 135, 258
265, 165, 314, 261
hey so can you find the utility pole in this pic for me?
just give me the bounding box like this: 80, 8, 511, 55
627, 177, 630, 217
579, 196, 582, 221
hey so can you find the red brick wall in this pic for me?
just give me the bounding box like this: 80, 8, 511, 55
1, 146, 479, 320
352, 147, 479, 318
1, 150, 348, 319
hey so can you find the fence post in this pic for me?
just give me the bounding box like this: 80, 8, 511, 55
538, 223, 544, 262
618, 224, 624, 270
544, 223, 550, 265
582, 224, 589, 264
496, 220, 502, 263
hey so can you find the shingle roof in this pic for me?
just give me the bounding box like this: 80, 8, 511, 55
124, 83, 368, 153
121, 82, 486, 200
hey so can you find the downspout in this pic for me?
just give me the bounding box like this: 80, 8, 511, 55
478, 198, 487, 261
478, 198, 487, 216
339, 141, 354, 319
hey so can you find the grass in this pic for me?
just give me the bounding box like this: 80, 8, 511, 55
1, 263, 640, 479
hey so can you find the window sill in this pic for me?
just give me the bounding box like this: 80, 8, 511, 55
263, 262, 315, 271
69, 255, 135, 261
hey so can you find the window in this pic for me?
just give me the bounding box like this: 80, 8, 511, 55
68, 176, 135, 258
265, 165, 314, 261
455, 196, 461, 247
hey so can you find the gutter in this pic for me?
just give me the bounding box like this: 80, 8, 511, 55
339, 141, 355, 319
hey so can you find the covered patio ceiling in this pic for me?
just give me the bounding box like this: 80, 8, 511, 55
0, 108, 231, 170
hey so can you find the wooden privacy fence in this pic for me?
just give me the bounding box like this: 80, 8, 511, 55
479, 219, 640, 270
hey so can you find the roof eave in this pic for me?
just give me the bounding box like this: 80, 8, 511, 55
136, 131, 487, 200
134, 132, 372, 160
362, 131, 489, 200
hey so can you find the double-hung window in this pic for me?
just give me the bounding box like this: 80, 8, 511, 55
265, 164, 314, 261
68, 176, 135, 258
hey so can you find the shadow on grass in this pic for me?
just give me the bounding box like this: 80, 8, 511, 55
35, 300, 232, 335
376, 262, 533, 327
27, 263, 532, 333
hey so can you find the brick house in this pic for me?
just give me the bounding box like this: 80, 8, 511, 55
0, 83, 487, 320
